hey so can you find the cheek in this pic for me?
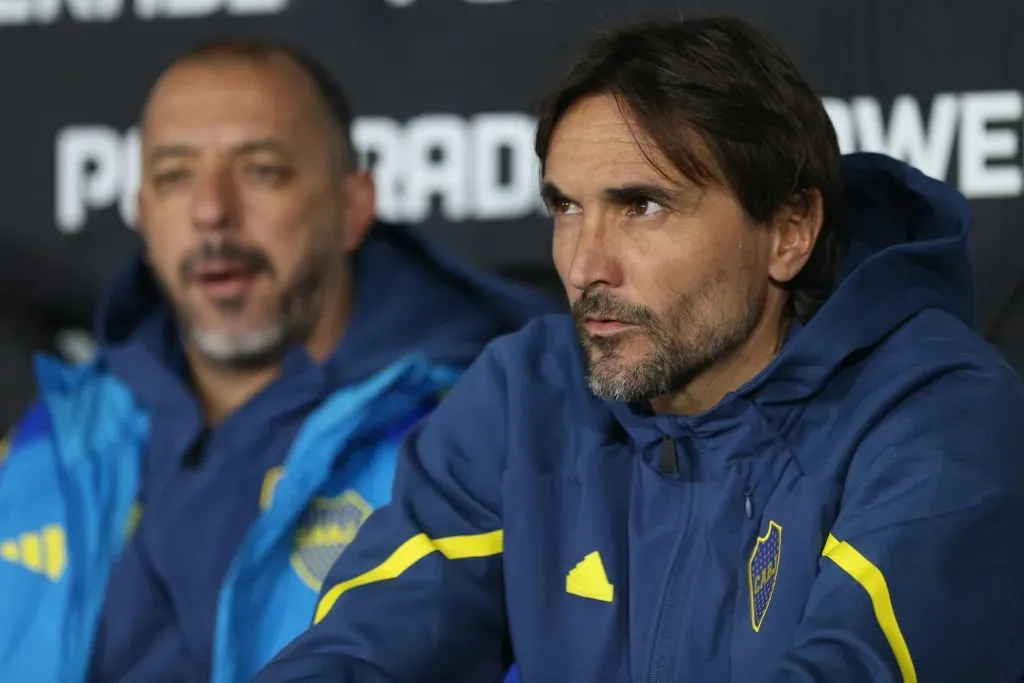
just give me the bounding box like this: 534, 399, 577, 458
266, 229, 334, 289
628, 252, 730, 331
624, 249, 681, 302
275, 179, 337, 220
249, 187, 339, 245
551, 227, 576, 285
140, 228, 188, 288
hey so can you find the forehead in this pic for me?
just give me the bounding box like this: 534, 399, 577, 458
142, 58, 326, 151
544, 94, 678, 190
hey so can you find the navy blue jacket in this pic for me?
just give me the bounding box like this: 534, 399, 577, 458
255, 155, 1024, 683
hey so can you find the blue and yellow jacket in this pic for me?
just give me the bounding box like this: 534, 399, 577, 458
0, 223, 553, 683
257, 155, 1024, 683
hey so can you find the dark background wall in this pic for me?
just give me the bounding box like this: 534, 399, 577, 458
1, 0, 1021, 426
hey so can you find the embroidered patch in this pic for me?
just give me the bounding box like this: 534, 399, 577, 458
748, 520, 782, 632
291, 490, 374, 591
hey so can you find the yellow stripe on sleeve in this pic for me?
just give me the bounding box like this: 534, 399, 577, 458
822, 534, 917, 683
313, 529, 503, 624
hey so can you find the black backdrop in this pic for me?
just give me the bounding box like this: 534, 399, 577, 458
1, 0, 1022, 425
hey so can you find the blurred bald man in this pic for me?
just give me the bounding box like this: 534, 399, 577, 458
0, 38, 552, 683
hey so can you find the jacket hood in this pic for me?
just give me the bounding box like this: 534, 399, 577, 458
610, 152, 975, 438
756, 151, 974, 403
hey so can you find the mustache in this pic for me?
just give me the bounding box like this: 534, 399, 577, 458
571, 289, 659, 328
179, 240, 273, 282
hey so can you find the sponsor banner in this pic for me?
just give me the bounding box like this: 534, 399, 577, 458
0, 0, 289, 24
0, 0, 1020, 372
52, 91, 1024, 236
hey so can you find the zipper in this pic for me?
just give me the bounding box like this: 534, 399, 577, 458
647, 449, 752, 682
647, 437, 689, 683
647, 557, 681, 683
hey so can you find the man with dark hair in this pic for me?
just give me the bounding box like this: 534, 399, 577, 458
257, 16, 1024, 683
0, 38, 552, 683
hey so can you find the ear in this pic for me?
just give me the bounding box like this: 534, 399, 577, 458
768, 189, 824, 285
340, 170, 376, 254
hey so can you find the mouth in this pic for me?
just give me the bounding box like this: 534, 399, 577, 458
193, 261, 264, 300
583, 317, 639, 336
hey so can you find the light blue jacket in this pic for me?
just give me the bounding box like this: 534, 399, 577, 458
0, 352, 458, 683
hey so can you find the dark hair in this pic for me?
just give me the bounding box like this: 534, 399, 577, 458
171, 37, 357, 170
535, 16, 843, 322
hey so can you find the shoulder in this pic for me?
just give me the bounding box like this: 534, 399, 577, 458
6, 354, 144, 457
861, 308, 1024, 412
469, 313, 603, 414
846, 309, 1024, 485
422, 314, 610, 470
32, 352, 127, 398
485, 313, 583, 383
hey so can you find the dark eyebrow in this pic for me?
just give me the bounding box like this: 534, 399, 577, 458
233, 138, 292, 157
604, 183, 680, 207
541, 181, 685, 207
148, 144, 197, 164
147, 138, 292, 164
540, 181, 570, 205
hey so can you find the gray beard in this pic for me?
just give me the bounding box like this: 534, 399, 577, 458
188, 249, 330, 368
575, 287, 764, 404
157, 245, 335, 370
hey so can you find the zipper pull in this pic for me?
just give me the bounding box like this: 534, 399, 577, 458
744, 490, 753, 519
659, 435, 678, 475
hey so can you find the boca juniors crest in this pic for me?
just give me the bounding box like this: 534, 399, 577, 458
291, 489, 374, 591
748, 520, 782, 632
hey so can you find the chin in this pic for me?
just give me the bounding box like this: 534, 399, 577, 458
585, 349, 635, 380
586, 333, 652, 360
190, 324, 287, 365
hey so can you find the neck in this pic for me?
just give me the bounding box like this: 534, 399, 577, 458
187, 267, 354, 424
650, 298, 789, 417
188, 359, 281, 425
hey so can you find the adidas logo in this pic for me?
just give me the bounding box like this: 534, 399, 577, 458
566, 551, 614, 603
0, 525, 66, 581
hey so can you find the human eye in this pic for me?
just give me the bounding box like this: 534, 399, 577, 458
244, 163, 293, 186
150, 167, 191, 190
546, 195, 582, 218
625, 197, 666, 218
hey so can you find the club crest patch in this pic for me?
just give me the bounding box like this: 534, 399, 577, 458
748, 520, 782, 632
291, 489, 374, 591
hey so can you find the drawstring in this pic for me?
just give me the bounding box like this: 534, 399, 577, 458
659, 435, 678, 475
744, 490, 753, 519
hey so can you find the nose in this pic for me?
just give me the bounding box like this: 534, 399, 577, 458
190, 165, 237, 234
566, 215, 623, 293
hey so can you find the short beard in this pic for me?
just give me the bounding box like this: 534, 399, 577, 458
573, 284, 763, 404
191, 248, 330, 368
158, 237, 336, 370
190, 320, 290, 369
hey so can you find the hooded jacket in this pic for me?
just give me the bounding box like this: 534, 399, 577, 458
255, 155, 1024, 683
0, 222, 553, 683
